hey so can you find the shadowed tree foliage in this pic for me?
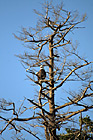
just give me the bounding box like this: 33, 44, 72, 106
59, 114, 93, 140
0, 1, 93, 140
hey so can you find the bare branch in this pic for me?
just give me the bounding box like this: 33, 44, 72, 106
55, 81, 92, 111
20, 126, 41, 140
53, 62, 92, 91
27, 99, 50, 115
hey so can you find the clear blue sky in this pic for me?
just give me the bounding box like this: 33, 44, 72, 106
0, 0, 93, 139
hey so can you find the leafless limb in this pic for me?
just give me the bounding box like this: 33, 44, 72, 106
20, 126, 41, 140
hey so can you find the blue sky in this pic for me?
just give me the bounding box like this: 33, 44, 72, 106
0, 0, 93, 139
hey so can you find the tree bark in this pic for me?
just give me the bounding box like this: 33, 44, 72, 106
45, 126, 50, 140
49, 38, 56, 140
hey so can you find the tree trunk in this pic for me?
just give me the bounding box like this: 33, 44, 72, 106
45, 126, 50, 140
49, 38, 56, 140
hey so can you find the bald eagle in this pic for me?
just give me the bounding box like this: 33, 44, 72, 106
36, 65, 46, 82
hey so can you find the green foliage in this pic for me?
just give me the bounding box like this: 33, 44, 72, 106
79, 115, 93, 133
58, 115, 93, 140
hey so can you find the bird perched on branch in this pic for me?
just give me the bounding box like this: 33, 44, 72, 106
36, 65, 46, 83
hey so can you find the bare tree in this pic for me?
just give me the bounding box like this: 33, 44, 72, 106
0, 1, 93, 140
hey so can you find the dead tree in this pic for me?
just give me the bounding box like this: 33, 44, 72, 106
0, 2, 93, 140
